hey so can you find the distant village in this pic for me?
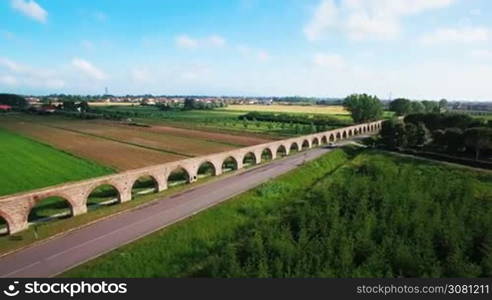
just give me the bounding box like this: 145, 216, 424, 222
1, 94, 492, 115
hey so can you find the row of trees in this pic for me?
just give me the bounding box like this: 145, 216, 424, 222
0, 93, 27, 108
389, 98, 448, 116
239, 111, 350, 127
380, 113, 492, 160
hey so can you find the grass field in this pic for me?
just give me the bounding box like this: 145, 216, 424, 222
0, 128, 113, 196
63, 149, 492, 278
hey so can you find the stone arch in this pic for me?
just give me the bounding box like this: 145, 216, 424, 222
28, 195, 74, 223
197, 160, 217, 178
261, 148, 274, 162
222, 156, 238, 173
336, 132, 341, 140
0, 210, 13, 235
329, 133, 335, 142
86, 183, 122, 209
321, 136, 328, 144
312, 137, 320, 147
290, 142, 300, 153
242, 152, 257, 166
276, 144, 288, 157
131, 175, 159, 197
354, 128, 359, 135
301, 139, 310, 150
348, 129, 353, 137
342, 131, 347, 139
167, 166, 191, 187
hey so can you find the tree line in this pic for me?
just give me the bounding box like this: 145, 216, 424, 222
380, 112, 492, 161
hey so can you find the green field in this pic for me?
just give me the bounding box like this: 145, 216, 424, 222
0, 128, 114, 196
90, 105, 354, 137
63, 149, 492, 278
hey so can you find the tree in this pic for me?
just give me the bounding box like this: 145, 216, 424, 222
415, 123, 431, 147
464, 128, 492, 160
439, 99, 448, 112
389, 98, 412, 116
421, 100, 441, 113
410, 101, 425, 114
183, 98, 196, 110
343, 94, 383, 123
380, 120, 396, 148
62, 101, 77, 111
442, 128, 464, 153
0, 93, 27, 108
404, 123, 419, 147
78, 101, 90, 113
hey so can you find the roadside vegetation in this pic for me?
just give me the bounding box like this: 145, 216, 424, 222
63, 149, 492, 278
63, 148, 355, 277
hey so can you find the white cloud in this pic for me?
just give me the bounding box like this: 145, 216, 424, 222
237, 46, 271, 62
420, 27, 491, 44
0, 57, 65, 88
469, 9, 481, 16
470, 49, 492, 60
313, 53, 346, 69
175, 34, 226, 49
11, 0, 47, 23
71, 58, 107, 80
176, 35, 198, 48
257, 51, 270, 62
207, 35, 226, 47
304, 0, 339, 41
131, 68, 152, 83
0, 75, 17, 86
304, 0, 455, 41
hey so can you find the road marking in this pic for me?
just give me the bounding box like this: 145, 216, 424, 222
1, 261, 41, 278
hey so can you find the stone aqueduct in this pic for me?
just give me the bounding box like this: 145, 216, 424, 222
0, 121, 383, 235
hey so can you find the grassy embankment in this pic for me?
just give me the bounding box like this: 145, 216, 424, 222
64, 149, 492, 278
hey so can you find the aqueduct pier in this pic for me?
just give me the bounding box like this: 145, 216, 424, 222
0, 120, 383, 235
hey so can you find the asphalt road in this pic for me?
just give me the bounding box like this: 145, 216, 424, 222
0, 146, 334, 278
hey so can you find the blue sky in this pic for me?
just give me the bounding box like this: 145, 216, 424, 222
1, 0, 491, 100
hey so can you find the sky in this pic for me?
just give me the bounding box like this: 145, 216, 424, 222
0, 0, 492, 100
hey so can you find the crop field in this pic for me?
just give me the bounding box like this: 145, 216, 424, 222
0, 128, 113, 196
63, 149, 492, 278
0, 118, 187, 171
91, 105, 352, 138
222, 104, 350, 116
0, 114, 274, 171
40, 119, 239, 156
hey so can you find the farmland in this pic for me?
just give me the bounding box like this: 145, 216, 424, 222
0, 128, 113, 196
89, 105, 356, 138
0, 114, 270, 171
223, 104, 350, 116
